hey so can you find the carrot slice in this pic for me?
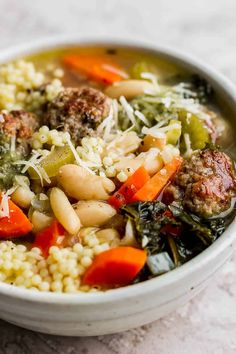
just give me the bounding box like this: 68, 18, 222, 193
0, 196, 32, 238
108, 166, 150, 209
33, 220, 65, 257
132, 156, 183, 202
82, 246, 147, 286
63, 54, 128, 85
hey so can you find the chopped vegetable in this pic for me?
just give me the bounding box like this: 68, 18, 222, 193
121, 200, 226, 271
82, 246, 147, 286
108, 166, 150, 209
121, 201, 168, 254
169, 202, 215, 246
166, 120, 181, 145
33, 220, 65, 256
0, 196, 32, 238
130, 61, 152, 80
179, 110, 209, 151
140, 135, 166, 152
132, 156, 183, 202
63, 54, 128, 85
28, 145, 74, 180
0, 149, 23, 190
147, 252, 175, 275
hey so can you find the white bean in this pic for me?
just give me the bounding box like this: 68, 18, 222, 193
106, 131, 141, 156
120, 219, 138, 247
140, 149, 163, 176
74, 201, 116, 227
31, 211, 53, 233
113, 157, 142, 175
105, 80, 155, 99
96, 228, 120, 246
11, 186, 35, 209
50, 187, 81, 235
58, 164, 115, 201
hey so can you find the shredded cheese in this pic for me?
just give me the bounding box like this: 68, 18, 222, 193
184, 133, 193, 157
119, 96, 136, 126
142, 122, 181, 138
141, 72, 160, 93
97, 105, 114, 141
38, 166, 51, 184
0, 193, 9, 218
14, 160, 43, 185
10, 136, 16, 152
101, 64, 129, 79
134, 110, 150, 126
65, 136, 95, 174
112, 99, 119, 129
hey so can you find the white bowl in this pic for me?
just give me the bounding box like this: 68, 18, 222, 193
0, 37, 236, 336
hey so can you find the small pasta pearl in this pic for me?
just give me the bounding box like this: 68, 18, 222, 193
80, 256, 93, 268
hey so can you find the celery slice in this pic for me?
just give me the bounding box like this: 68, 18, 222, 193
130, 61, 151, 80
179, 110, 209, 151
166, 120, 182, 145
28, 145, 75, 179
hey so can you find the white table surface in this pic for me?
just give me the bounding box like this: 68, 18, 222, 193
0, 0, 235, 353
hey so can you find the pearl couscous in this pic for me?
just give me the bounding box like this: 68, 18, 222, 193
0, 45, 235, 293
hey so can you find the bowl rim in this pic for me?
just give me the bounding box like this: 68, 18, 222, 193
0, 35, 236, 304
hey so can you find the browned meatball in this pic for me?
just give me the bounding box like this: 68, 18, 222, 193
0, 110, 39, 155
45, 87, 111, 144
163, 149, 236, 217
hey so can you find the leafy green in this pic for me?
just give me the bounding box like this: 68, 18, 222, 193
189, 74, 214, 104
121, 201, 169, 254
0, 149, 22, 190
169, 202, 214, 246
121, 201, 234, 277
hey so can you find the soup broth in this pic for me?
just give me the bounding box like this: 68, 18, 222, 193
0, 45, 235, 293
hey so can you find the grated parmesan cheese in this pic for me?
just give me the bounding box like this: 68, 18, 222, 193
142, 122, 181, 139
141, 72, 160, 93
97, 105, 114, 141
10, 135, 16, 152
184, 133, 193, 157
0, 193, 9, 218
65, 136, 95, 174
14, 160, 43, 186
112, 99, 119, 129
119, 96, 136, 126
134, 110, 150, 126
101, 64, 129, 79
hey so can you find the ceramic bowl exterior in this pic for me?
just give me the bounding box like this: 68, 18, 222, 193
0, 37, 235, 336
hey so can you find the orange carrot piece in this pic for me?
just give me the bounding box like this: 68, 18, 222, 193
63, 54, 128, 85
132, 156, 183, 202
82, 246, 147, 286
33, 220, 65, 257
0, 196, 32, 238
108, 166, 150, 208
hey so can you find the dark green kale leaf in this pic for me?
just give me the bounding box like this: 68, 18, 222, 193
0, 149, 22, 190
169, 202, 214, 246
121, 201, 169, 254
122, 200, 235, 279
189, 74, 214, 104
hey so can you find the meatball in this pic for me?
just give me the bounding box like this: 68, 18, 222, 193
0, 110, 39, 155
45, 87, 111, 144
163, 149, 236, 217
